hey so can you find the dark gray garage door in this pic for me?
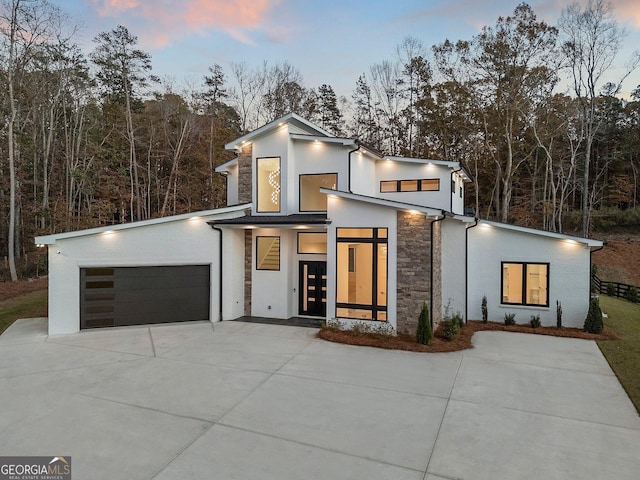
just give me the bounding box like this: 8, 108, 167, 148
80, 265, 210, 329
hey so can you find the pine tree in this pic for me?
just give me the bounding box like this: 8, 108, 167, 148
583, 297, 603, 334
416, 302, 432, 345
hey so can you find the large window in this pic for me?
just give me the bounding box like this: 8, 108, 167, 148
336, 228, 387, 321
299, 173, 337, 211
257, 157, 281, 212
256, 236, 280, 270
501, 262, 549, 307
380, 179, 439, 193
297, 232, 327, 254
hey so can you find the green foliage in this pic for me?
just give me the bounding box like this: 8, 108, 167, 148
564, 207, 640, 234
416, 302, 432, 345
504, 313, 516, 326
606, 283, 616, 296
584, 296, 604, 334
529, 315, 541, 328
439, 318, 460, 341
556, 300, 562, 329
624, 287, 639, 303
481, 295, 488, 323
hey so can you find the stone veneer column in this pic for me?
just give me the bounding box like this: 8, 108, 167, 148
244, 230, 252, 316
396, 211, 441, 335
238, 144, 253, 204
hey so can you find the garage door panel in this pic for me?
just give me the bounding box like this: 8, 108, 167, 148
81, 265, 210, 329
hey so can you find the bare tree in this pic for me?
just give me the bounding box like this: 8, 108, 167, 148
1, 0, 63, 280
559, 0, 640, 236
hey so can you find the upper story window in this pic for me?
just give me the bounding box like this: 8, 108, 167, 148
257, 157, 280, 213
380, 179, 440, 193
299, 173, 337, 212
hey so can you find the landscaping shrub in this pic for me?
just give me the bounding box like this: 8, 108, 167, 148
504, 313, 516, 326
481, 295, 488, 323
439, 318, 460, 341
606, 283, 616, 297
416, 302, 432, 345
529, 315, 541, 328
556, 300, 562, 329
583, 296, 603, 334
624, 287, 639, 303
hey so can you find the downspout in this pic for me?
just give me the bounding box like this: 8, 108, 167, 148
210, 224, 224, 321
450, 167, 463, 214
465, 217, 480, 323
590, 243, 605, 299
347, 141, 360, 193
430, 210, 446, 328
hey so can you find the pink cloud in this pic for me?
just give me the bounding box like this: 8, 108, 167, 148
86, 0, 282, 46
611, 0, 640, 27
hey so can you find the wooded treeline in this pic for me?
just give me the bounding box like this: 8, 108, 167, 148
1, 0, 639, 280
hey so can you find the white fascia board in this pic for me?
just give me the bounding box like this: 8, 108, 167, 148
323, 188, 444, 217
290, 134, 356, 146
382, 156, 472, 182
225, 113, 333, 151
215, 157, 238, 172
479, 219, 603, 247
34, 204, 251, 245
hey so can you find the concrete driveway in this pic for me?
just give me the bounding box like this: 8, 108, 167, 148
0, 318, 638, 480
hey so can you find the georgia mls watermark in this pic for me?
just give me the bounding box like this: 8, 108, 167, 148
0, 457, 71, 480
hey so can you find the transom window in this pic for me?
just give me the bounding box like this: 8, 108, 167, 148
257, 157, 281, 212
380, 179, 439, 193
336, 228, 387, 321
297, 232, 327, 254
256, 236, 280, 270
501, 262, 549, 307
299, 173, 337, 212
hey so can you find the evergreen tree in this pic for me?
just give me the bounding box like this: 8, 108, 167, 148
416, 302, 432, 345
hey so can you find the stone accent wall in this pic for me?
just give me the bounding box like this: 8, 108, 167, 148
238, 144, 252, 204
396, 212, 441, 335
431, 219, 442, 327
244, 230, 252, 315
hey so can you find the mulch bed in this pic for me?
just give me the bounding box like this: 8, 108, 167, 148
0, 278, 48, 302
316, 320, 618, 353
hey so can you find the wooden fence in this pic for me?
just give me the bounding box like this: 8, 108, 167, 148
592, 274, 639, 302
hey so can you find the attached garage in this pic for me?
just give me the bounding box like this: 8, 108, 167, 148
80, 265, 210, 329
35, 205, 248, 335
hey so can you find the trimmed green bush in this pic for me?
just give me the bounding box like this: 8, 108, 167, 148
625, 287, 639, 303
606, 283, 616, 297
504, 313, 516, 326
583, 296, 604, 334
440, 318, 460, 341
556, 300, 562, 329
416, 302, 432, 345
529, 315, 541, 328
481, 295, 488, 323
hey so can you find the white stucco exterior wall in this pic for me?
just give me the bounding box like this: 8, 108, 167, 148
467, 223, 592, 328
441, 219, 467, 320
326, 195, 398, 331
376, 160, 453, 211
225, 163, 239, 206
41, 209, 245, 335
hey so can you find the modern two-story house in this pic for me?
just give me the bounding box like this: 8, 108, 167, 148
36, 113, 602, 335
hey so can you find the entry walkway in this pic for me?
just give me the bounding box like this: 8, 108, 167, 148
0, 318, 638, 480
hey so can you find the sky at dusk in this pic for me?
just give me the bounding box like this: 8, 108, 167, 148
58, 0, 640, 99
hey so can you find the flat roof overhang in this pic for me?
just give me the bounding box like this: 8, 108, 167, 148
209, 213, 330, 229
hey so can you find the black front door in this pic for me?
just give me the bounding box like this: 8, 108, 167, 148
299, 261, 327, 317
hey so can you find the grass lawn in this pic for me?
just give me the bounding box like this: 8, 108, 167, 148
0, 289, 48, 335
598, 295, 640, 413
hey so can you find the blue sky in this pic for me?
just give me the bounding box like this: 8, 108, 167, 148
60, 0, 640, 99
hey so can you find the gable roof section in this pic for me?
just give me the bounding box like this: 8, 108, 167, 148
382, 156, 473, 182
323, 189, 445, 217
225, 113, 334, 151
450, 215, 603, 247
34, 204, 250, 245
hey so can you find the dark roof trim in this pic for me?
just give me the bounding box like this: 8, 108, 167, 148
209, 213, 329, 226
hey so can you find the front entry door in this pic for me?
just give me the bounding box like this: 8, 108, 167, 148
299, 261, 327, 317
